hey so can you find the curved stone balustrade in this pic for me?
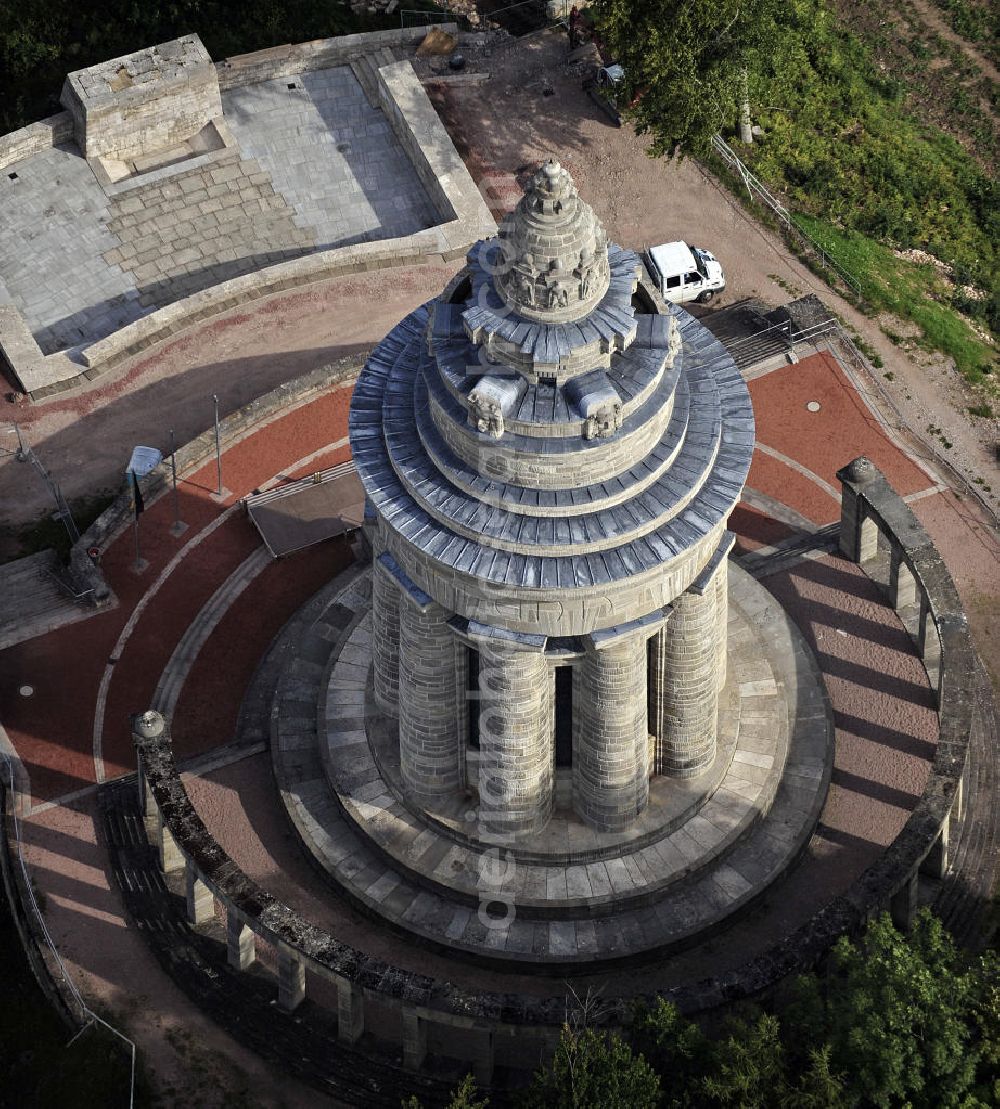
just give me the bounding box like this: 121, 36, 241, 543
126, 457, 975, 1081
835, 456, 971, 923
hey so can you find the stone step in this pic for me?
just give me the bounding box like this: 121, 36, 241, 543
349, 54, 382, 109
0, 549, 99, 650
271, 562, 833, 967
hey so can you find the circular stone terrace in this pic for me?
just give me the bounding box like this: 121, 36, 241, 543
272, 558, 832, 967
2, 339, 994, 1100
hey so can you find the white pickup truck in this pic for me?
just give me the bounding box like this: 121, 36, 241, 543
644, 241, 726, 305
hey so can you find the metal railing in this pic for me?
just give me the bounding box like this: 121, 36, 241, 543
0, 754, 136, 1105
709, 134, 862, 299
399, 6, 451, 28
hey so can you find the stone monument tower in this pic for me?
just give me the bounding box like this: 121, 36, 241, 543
350, 160, 755, 841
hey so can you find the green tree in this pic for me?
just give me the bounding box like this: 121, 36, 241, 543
589, 0, 810, 156
402, 1072, 489, 1108
629, 997, 713, 1106
522, 1023, 661, 1109
786, 910, 991, 1107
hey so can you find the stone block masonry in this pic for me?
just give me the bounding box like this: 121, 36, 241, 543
101, 152, 315, 309
398, 597, 467, 799
61, 36, 223, 163
476, 639, 554, 837
574, 635, 650, 832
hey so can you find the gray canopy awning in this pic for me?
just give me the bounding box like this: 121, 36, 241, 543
244, 459, 366, 557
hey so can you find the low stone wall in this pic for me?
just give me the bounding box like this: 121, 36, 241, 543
0, 112, 74, 171
1, 27, 494, 400
214, 27, 447, 90
67, 356, 364, 604
133, 711, 555, 1083
124, 457, 974, 1070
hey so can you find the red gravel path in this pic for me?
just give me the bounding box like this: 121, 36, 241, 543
747, 449, 842, 525
749, 351, 935, 497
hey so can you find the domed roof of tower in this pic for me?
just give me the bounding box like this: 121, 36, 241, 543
494, 159, 610, 324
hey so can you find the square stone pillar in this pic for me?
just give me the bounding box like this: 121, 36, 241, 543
837, 457, 880, 563
372, 556, 401, 716
402, 1011, 427, 1071
920, 813, 950, 880
158, 817, 184, 874
185, 864, 214, 925
476, 636, 553, 838
277, 950, 306, 1011
573, 631, 649, 831
141, 776, 160, 844
337, 979, 365, 1043
890, 550, 917, 610
398, 595, 467, 800
890, 871, 918, 931
226, 913, 255, 970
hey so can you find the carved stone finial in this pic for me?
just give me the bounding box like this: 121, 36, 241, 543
493, 159, 611, 323
846, 456, 876, 484
134, 709, 166, 738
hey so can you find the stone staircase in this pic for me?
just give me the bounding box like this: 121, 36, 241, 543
350, 47, 403, 108
701, 298, 795, 373
0, 550, 102, 651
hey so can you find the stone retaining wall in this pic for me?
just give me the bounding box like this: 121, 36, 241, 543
0, 112, 74, 172
67, 356, 364, 604
0, 27, 494, 399
125, 457, 972, 1069
214, 28, 444, 90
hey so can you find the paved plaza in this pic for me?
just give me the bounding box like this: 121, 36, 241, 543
0, 65, 437, 356
1, 327, 996, 1101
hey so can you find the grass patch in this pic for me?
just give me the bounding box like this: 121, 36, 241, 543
792, 215, 997, 385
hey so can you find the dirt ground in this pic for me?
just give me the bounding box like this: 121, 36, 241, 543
1, 28, 997, 546
421, 29, 999, 513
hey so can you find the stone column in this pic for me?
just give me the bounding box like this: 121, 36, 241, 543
277, 950, 306, 1011
398, 598, 466, 800
837, 456, 880, 563
372, 558, 401, 716
573, 633, 649, 832
659, 585, 719, 778
648, 626, 669, 776
477, 639, 553, 837
713, 554, 729, 691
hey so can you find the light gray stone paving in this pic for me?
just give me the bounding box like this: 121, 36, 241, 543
2, 60, 443, 356
101, 153, 315, 310
0, 146, 141, 354
221, 66, 437, 248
